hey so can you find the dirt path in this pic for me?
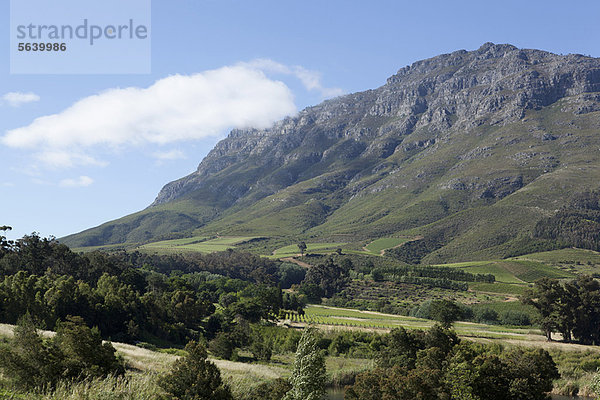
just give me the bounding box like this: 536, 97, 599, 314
279, 257, 312, 268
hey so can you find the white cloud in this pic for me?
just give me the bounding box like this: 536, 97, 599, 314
1, 182, 15, 187
241, 59, 345, 98
59, 176, 94, 188
2, 92, 40, 107
2, 65, 296, 167
152, 149, 186, 161
34, 151, 107, 169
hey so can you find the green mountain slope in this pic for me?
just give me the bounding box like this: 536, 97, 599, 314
62, 43, 600, 262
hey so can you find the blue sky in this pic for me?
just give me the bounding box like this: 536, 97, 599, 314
1, 0, 600, 240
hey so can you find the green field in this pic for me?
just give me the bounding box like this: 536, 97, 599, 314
468, 282, 528, 296
436, 260, 574, 284
363, 237, 411, 255
272, 242, 346, 257
292, 305, 551, 344
138, 236, 261, 254
512, 248, 600, 276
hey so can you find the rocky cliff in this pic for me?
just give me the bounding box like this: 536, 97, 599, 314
62, 43, 600, 262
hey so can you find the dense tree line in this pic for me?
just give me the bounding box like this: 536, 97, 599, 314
373, 265, 495, 283
301, 258, 350, 298
534, 191, 600, 251
345, 325, 559, 400
0, 233, 287, 284
0, 231, 308, 346
386, 234, 445, 264
523, 275, 600, 344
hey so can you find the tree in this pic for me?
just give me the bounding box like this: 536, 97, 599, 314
54, 316, 125, 380
302, 258, 349, 297
283, 327, 326, 400
522, 278, 564, 340
523, 275, 600, 344
429, 299, 463, 328
209, 332, 235, 360
0, 314, 124, 390
159, 341, 233, 400
0, 314, 63, 389
297, 241, 307, 256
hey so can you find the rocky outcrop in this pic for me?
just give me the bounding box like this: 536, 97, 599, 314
152, 43, 600, 206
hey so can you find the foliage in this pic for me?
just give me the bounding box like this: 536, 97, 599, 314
241, 378, 291, 400
386, 234, 445, 264
159, 341, 233, 400
534, 191, 600, 251
297, 242, 307, 256
0, 315, 124, 390
302, 258, 349, 298
209, 333, 235, 360
523, 275, 600, 344
410, 299, 464, 326
278, 263, 306, 289
283, 327, 327, 400
373, 265, 494, 283
0, 232, 291, 346
346, 325, 560, 400
428, 300, 463, 327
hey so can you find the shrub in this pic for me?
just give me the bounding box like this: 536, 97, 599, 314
159, 341, 233, 400
209, 333, 234, 360
500, 310, 531, 326
241, 378, 291, 400
0, 315, 124, 390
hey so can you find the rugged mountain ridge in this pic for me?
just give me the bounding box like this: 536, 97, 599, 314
62, 43, 600, 262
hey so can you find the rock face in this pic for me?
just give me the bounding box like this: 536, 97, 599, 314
152, 43, 600, 206
63, 43, 600, 261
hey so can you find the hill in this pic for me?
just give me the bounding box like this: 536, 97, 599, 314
62, 43, 600, 262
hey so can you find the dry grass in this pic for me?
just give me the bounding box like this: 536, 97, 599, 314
112, 343, 177, 372
42, 373, 163, 400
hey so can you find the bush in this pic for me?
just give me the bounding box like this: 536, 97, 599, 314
241, 378, 291, 400
250, 336, 273, 361
159, 341, 233, 400
0, 315, 124, 390
500, 310, 531, 326
209, 333, 235, 360
474, 307, 499, 323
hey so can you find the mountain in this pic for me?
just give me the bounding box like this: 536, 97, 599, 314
62, 43, 600, 262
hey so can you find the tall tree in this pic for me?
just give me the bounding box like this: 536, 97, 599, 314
522, 278, 564, 340
283, 327, 326, 400
297, 241, 307, 256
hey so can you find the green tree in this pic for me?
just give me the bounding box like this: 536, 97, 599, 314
0, 314, 124, 390
0, 314, 63, 389
429, 299, 463, 328
54, 316, 125, 380
283, 327, 326, 400
159, 341, 233, 400
209, 332, 235, 360
522, 278, 564, 340
297, 241, 307, 256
